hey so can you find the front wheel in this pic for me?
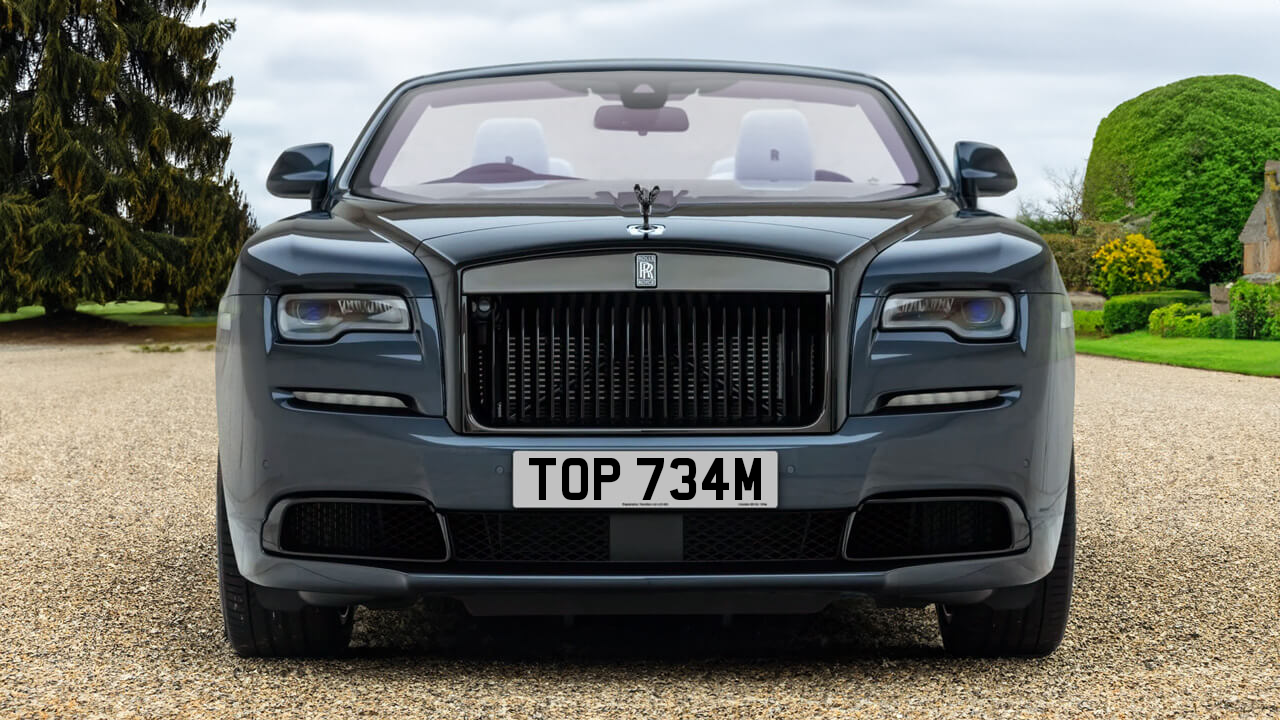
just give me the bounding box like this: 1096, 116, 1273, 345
937, 457, 1076, 657
217, 463, 353, 657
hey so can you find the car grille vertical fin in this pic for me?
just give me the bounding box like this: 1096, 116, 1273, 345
676, 305, 685, 421
719, 305, 729, 421
467, 292, 826, 430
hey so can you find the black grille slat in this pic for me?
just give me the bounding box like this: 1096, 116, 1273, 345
277, 501, 447, 562
467, 292, 826, 429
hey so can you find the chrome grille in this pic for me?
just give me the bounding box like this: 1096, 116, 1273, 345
465, 292, 827, 429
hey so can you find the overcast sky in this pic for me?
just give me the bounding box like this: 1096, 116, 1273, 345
204, 0, 1280, 224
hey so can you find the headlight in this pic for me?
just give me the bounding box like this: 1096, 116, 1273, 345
880, 291, 1015, 339
277, 293, 410, 341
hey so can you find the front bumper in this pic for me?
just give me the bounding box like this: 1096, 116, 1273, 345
219, 403, 1068, 607
216, 292, 1074, 610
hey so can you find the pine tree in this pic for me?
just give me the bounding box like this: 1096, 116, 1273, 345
0, 0, 254, 315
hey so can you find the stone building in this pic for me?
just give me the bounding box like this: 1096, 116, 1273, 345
1212, 161, 1280, 314
1240, 160, 1280, 276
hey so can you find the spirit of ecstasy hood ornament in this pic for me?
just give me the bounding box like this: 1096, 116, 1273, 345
631, 183, 663, 235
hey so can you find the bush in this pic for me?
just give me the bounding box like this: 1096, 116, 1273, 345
1103, 289, 1208, 334
1203, 314, 1236, 339
1074, 309, 1105, 336
1230, 281, 1280, 339
1044, 234, 1105, 291
1148, 303, 1191, 337
1091, 233, 1170, 297
1149, 303, 1237, 338
1263, 314, 1280, 340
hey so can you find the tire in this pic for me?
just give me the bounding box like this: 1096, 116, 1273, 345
937, 457, 1076, 658
217, 463, 354, 657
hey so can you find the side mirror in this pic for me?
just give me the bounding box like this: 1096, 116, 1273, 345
267, 143, 333, 211
954, 141, 1016, 208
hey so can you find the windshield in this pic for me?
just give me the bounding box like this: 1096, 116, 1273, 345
352, 70, 937, 207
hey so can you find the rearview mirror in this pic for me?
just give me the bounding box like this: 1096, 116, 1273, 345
593, 105, 689, 135
954, 141, 1016, 208
267, 143, 333, 211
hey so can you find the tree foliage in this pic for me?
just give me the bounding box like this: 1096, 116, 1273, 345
0, 0, 254, 314
1082, 75, 1280, 287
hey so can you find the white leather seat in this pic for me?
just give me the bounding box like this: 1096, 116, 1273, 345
708, 156, 735, 179
733, 109, 815, 185
547, 157, 575, 177
471, 118, 551, 174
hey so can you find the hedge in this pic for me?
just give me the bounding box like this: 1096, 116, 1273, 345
1074, 310, 1105, 336
1044, 234, 1105, 292
1102, 290, 1208, 334
1148, 303, 1235, 338
1229, 281, 1280, 339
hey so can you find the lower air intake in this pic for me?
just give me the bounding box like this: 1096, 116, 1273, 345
448, 511, 849, 563
844, 498, 1017, 561
276, 499, 447, 562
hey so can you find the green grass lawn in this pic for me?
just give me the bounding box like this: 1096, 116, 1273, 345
1076, 331, 1280, 377
0, 301, 215, 327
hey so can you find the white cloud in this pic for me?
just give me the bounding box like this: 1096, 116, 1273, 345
205, 0, 1280, 223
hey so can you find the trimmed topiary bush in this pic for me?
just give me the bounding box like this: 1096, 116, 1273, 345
1103, 290, 1208, 334
1147, 303, 1233, 338
1148, 304, 1194, 337
1082, 75, 1280, 287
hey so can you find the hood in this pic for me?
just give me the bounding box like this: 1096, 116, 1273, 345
332, 194, 957, 268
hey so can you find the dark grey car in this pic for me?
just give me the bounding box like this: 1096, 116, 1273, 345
215, 60, 1076, 658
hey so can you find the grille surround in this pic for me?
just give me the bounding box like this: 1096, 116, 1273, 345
463, 290, 830, 432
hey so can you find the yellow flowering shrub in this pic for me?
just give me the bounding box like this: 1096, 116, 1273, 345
1090, 233, 1169, 297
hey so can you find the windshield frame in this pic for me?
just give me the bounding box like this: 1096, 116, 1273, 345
333, 60, 954, 209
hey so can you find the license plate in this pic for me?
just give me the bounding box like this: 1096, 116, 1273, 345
512, 451, 778, 509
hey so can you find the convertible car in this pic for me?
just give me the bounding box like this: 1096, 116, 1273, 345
215, 60, 1075, 658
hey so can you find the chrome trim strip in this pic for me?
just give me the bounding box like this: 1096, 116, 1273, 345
262, 497, 451, 564
462, 252, 831, 294
841, 496, 1030, 562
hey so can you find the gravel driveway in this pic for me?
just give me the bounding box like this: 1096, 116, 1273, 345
1, 344, 1277, 718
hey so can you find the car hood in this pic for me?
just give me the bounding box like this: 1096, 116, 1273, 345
332, 194, 958, 268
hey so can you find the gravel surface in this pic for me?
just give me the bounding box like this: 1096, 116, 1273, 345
1, 344, 1277, 719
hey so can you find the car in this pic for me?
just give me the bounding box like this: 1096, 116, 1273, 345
215, 60, 1076, 658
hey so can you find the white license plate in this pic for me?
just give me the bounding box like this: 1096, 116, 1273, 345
512, 451, 778, 509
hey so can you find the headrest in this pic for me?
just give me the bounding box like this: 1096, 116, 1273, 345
471, 118, 550, 174
733, 109, 814, 183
